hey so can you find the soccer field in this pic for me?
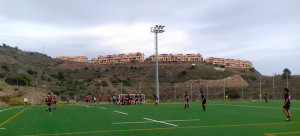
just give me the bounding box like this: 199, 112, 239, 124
0, 101, 299, 136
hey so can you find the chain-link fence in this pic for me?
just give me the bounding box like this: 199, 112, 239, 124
29, 75, 299, 104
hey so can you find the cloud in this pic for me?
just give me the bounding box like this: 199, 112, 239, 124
0, 0, 299, 75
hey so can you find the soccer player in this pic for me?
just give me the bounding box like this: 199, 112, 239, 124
121, 96, 125, 105
115, 97, 120, 105
139, 94, 143, 105
283, 88, 291, 121
93, 97, 96, 104
135, 94, 138, 105
67, 97, 70, 104
264, 91, 268, 103
24, 97, 28, 106
98, 94, 103, 104
76, 96, 79, 104
153, 94, 158, 107
125, 94, 130, 105
200, 91, 206, 112
107, 94, 111, 104
184, 91, 189, 110
113, 95, 116, 104
53, 95, 57, 110
86, 93, 91, 107
44, 93, 52, 114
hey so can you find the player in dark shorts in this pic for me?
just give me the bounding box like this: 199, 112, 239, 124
283, 88, 291, 121
116, 97, 120, 105
125, 94, 130, 105
130, 96, 133, 105
121, 96, 125, 105
201, 91, 206, 112
184, 91, 190, 110
107, 94, 111, 104
52, 95, 57, 110
139, 94, 143, 105
85, 93, 91, 107
98, 94, 103, 104
264, 91, 268, 103
76, 96, 79, 104
153, 94, 158, 107
44, 92, 52, 114
135, 94, 138, 105
67, 97, 70, 104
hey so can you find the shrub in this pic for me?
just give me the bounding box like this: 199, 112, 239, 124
0, 88, 3, 91
58, 71, 64, 80
41, 75, 47, 80
181, 70, 187, 75
110, 79, 119, 84
5, 75, 32, 86
27, 69, 37, 75
58, 101, 76, 104
9, 99, 25, 106
14, 88, 19, 91
1, 65, 9, 71
188, 65, 195, 70
0, 73, 5, 78
87, 78, 93, 82
84, 67, 89, 70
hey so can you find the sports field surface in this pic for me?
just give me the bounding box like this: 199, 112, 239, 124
0, 101, 299, 136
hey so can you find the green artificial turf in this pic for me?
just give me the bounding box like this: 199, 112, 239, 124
0, 101, 299, 136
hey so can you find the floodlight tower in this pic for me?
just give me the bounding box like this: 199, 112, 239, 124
151, 25, 165, 102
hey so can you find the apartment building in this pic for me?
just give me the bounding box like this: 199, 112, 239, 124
204, 57, 252, 68
148, 53, 203, 62
91, 52, 144, 64
56, 56, 88, 63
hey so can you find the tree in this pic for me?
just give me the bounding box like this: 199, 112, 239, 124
282, 68, 291, 79
5, 75, 32, 86
58, 71, 64, 80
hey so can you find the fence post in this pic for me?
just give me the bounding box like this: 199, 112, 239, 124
120, 83, 123, 94
100, 83, 102, 94
31, 96, 33, 107
190, 83, 193, 101
174, 83, 176, 102
260, 75, 262, 101
242, 81, 244, 100
138, 82, 141, 93
206, 83, 208, 100
224, 80, 226, 100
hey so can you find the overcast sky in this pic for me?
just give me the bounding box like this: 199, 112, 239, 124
0, 0, 299, 75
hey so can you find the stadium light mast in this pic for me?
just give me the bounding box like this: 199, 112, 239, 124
273, 73, 276, 100
151, 25, 165, 102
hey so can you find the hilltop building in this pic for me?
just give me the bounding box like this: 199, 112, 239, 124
148, 53, 203, 62
91, 52, 145, 64
204, 57, 252, 68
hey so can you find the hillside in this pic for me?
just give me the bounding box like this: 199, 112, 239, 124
0, 44, 299, 104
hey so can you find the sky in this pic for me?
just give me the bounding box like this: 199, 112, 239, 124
0, 0, 299, 75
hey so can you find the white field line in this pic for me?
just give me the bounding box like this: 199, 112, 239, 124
209, 104, 300, 111
0, 128, 6, 129
0, 106, 22, 113
144, 118, 178, 127
113, 121, 153, 124
114, 110, 128, 115
113, 119, 200, 125
164, 119, 200, 122
99, 107, 106, 109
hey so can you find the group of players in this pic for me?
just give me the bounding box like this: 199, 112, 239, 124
183, 91, 206, 112
44, 88, 292, 121
83, 93, 143, 106
44, 93, 58, 114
